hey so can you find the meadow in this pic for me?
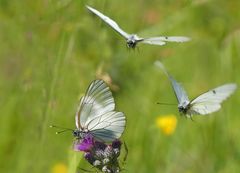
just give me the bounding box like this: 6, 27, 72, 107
0, 0, 240, 173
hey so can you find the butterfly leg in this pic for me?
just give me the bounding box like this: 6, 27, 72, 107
126, 43, 129, 51
189, 115, 195, 122
136, 46, 140, 54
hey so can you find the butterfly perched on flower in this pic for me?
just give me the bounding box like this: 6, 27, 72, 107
86, 5, 190, 49
73, 79, 126, 144
155, 61, 237, 118
71, 80, 126, 172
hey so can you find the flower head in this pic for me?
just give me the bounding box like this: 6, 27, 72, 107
94, 141, 107, 150
75, 135, 123, 173
73, 133, 94, 152
156, 114, 177, 136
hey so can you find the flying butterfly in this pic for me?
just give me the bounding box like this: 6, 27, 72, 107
73, 79, 126, 142
86, 5, 190, 49
155, 61, 237, 118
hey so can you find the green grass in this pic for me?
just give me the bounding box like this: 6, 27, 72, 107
0, 0, 240, 173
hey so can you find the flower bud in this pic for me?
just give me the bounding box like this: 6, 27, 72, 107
93, 160, 101, 166
113, 148, 120, 157
95, 149, 105, 159
103, 158, 110, 164
104, 145, 113, 158
102, 165, 109, 172
112, 140, 122, 150
84, 152, 95, 164
94, 141, 107, 150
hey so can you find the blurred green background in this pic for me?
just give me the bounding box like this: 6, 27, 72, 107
0, 0, 240, 173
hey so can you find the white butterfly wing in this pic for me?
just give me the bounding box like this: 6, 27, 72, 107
142, 36, 190, 45
86, 6, 130, 39
75, 80, 115, 129
169, 76, 190, 105
154, 61, 189, 105
141, 38, 166, 46
87, 111, 126, 142
189, 83, 237, 115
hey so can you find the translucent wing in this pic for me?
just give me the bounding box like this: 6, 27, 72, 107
86, 6, 130, 39
141, 36, 190, 46
154, 61, 190, 105
141, 38, 166, 46
75, 80, 115, 129
169, 76, 190, 105
189, 83, 237, 115
87, 111, 126, 142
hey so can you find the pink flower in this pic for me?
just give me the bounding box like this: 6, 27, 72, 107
74, 134, 94, 152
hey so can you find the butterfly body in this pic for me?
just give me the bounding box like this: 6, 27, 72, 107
178, 101, 191, 115
126, 34, 143, 48
73, 129, 88, 139
74, 80, 126, 143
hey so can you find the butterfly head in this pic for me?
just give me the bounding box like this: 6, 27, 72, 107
73, 129, 86, 139
127, 37, 137, 48
178, 106, 187, 114
178, 101, 190, 114
126, 34, 142, 48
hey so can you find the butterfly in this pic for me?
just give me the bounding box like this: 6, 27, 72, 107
155, 61, 237, 118
73, 79, 126, 142
86, 5, 190, 49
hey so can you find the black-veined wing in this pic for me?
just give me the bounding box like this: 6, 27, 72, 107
87, 111, 126, 142
75, 80, 115, 129
189, 83, 237, 115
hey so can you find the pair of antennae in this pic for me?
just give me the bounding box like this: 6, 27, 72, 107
50, 125, 74, 134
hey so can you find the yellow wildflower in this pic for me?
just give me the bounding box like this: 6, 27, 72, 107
156, 115, 177, 136
51, 163, 68, 173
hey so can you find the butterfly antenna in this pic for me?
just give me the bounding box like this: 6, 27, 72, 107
50, 125, 74, 134
157, 102, 176, 106
55, 129, 73, 134
49, 125, 74, 131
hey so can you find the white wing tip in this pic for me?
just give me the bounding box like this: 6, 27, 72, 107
154, 60, 163, 68
154, 60, 168, 75
227, 83, 238, 91
230, 83, 237, 88
179, 36, 191, 42
169, 36, 191, 42
86, 5, 94, 11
